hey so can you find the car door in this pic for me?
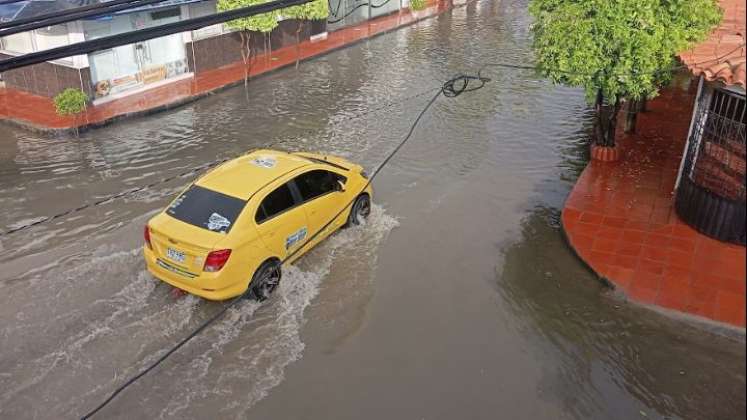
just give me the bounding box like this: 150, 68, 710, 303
292, 169, 349, 247
254, 182, 309, 260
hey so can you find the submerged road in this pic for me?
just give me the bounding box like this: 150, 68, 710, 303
1, 1, 745, 419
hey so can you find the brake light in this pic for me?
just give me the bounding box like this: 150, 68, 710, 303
204, 249, 232, 272
144, 225, 152, 249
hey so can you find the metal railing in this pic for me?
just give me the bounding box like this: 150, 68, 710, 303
684, 87, 746, 203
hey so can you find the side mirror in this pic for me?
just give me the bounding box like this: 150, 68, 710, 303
335, 179, 346, 192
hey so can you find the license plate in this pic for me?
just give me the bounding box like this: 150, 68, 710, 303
166, 248, 186, 264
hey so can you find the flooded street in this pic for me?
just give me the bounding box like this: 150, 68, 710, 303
1, 1, 745, 419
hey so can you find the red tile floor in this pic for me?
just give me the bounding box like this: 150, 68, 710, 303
562, 83, 746, 328
0, 0, 458, 131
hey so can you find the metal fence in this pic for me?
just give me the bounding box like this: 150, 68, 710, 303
686, 87, 746, 202
676, 83, 746, 244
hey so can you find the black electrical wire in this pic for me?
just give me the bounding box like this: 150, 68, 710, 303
0, 0, 171, 35
78, 71, 488, 419
0, 86, 437, 238
2, 41, 743, 238
0, 0, 312, 73
0, 0, 28, 5
327, 0, 393, 24
327, 2, 369, 24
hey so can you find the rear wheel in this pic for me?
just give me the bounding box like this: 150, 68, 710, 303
348, 194, 371, 226
248, 260, 281, 301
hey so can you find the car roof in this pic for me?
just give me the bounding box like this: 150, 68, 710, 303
195, 150, 312, 200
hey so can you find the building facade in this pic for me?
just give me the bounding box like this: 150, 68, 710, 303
674, 0, 746, 245
0, 0, 409, 104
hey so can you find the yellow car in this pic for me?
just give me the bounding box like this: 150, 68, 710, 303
143, 150, 372, 301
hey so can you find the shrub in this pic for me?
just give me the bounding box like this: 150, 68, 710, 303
53, 88, 88, 117
410, 0, 426, 11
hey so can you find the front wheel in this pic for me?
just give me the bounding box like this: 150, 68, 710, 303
347, 194, 371, 226
248, 260, 281, 301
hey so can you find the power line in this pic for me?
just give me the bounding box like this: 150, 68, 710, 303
78, 70, 488, 420
3, 42, 744, 238
0, 0, 312, 72
2, 43, 744, 238
0, 0, 171, 36
0, 86, 437, 238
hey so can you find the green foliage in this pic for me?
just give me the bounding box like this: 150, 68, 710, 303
53, 88, 87, 116
529, 0, 722, 103
410, 0, 426, 11
282, 0, 329, 21
218, 0, 279, 33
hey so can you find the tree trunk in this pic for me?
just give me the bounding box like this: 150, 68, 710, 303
624, 99, 638, 134
295, 21, 303, 70
604, 98, 621, 147
593, 90, 606, 145
266, 33, 272, 63
239, 31, 253, 86
638, 97, 647, 112
264, 33, 268, 65
592, 90, 621, 147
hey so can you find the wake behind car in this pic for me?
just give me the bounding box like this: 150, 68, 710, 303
144, 150, 372, 301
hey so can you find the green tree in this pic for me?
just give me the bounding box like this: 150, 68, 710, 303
53, 88, 88, 135
282, 0, 329, 69
530, 0, 721, 146
218, 0, 280, 84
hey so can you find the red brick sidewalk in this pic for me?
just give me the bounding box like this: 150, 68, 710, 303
0, 1, 456, 131
562, 83, 746, 328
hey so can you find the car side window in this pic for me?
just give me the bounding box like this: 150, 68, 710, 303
256, 183, 296, 223
294, 170, 344, 202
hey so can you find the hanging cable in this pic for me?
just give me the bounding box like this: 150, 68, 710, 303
0, 0, 171, 36
0, 86, 438, 238
0, 0, 312, 73
2, 43, 743, 238
78, 70, 488, 419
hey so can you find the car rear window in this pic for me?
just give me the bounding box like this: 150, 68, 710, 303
166, 185, 246, 234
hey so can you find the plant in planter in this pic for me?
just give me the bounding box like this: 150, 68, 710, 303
53, 88, 88, 134
529, 0, 721, 158
410, 0, 426, 11
282, 0, 328, 69
218, 0, 279, 86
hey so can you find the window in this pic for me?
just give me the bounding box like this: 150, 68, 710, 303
190, 1, 223, 40
256, 183, 296, 223
151, 8, 181, 21
294, 170, 344, 202
689, 88, 746, 202
35, 24, 70, 52
166, 185, 246, 234
1, 32, 33, 54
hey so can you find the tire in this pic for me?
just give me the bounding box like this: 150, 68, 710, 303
347, 194, 371, 226
248, 260, 281, 302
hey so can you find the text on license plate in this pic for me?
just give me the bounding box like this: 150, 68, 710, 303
166, 248, 186, 263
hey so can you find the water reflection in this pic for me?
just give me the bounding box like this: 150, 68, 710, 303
499, 206, 746, 420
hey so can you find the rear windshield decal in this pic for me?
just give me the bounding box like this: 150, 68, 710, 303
251, 156, 276, 169
285, 227, 308, 250
206, 212, 231, 232
166, 185, 245, 234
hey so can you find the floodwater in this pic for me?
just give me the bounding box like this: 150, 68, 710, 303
0, 1, 744, 419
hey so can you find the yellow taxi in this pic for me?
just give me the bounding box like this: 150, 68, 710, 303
143, 150, 372, 301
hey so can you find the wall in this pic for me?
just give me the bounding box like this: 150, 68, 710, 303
186, 19, 326, 73
0, 54, 93, 98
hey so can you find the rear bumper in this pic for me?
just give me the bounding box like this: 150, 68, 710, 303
143, 246, 247, 300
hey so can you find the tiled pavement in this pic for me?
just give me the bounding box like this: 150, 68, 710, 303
0, 0, 456, 131
562, 83, 746, 328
